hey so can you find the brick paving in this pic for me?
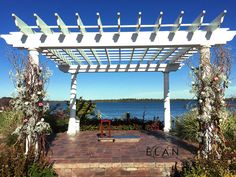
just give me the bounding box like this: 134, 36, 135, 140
48, 130, 197, 176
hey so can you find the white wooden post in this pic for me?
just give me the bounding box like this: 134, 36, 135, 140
199, 45, 212, 157
163, 72, 171, 132
29, 49, 39, 65
27, 48, 39, 154
67, 73, 78, 135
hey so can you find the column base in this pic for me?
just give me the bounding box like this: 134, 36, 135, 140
67, 118, 77, 136
164, 127, 170, 133
75, 119, 80, 133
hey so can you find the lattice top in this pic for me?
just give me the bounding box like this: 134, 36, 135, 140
1, 10, 236, 73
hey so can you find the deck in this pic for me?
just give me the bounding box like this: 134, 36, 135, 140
49, 130, 197, 176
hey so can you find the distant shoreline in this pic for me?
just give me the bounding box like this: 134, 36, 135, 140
46, 98, 196, 103
93, 98, 196, 102
1, 97, 235, 103
46, 98, 236, 103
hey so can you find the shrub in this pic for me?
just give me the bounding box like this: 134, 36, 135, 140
0, 144, 57, 177
28, 163, 57, 177
172, 109, 199, 142
221, 112, 236, 148
45, 110, 69, 133
171, 156, 236, 177
0, 110, 23, 145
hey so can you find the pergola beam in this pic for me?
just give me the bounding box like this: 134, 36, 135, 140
153, 12, 163, 33
148, 48, 163, 63
171, 11, 184, 33
76, 13, 86, 35
97, 13, 103, 34
49, 49, 72, 65
58, 63, 181, 73
129, 48, 135, 64
170, 47, 192, 63
188, 11, 205, 33
119, 48, 121, 62
77, 49, 92, 65
3, 29, 235, 49
55, 13, 70, 35
63, 49, 82, 65
12, 14, 35, 35
139, 48, 149, 63
136, 12, 142, 33
158, 48, 177, 63
105, 48, 111, 65
117, 12, 121, 34
34, 14, 53, 35
91, 49, 102, 65
206, 10, 227, 32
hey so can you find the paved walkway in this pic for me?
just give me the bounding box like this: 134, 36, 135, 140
48, 130, 197, 176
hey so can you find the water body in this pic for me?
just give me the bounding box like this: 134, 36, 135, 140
50, 100, 236, 121
50, 100, 198, 121
95, 100, 197, 121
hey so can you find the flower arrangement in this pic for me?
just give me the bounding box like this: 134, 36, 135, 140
191, 46, 231, 159
9, 54, 52, 155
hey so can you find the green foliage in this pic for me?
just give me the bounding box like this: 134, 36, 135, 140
0, 110, 23, 135
45, 110, 69, 133
171, 156, 236, 177
221, 112, 236, 148
73, 97, 96, 120
45, 109, 162, 132
172, 110, 199, 142
0, 144, 57, 177
222, 113, 236, 141
28, 163, 57, 177
0, 110, 23, 145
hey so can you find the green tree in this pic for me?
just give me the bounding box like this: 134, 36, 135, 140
75, 97, 96, 119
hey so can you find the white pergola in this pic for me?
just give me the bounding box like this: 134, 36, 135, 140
1, 10, 236, 135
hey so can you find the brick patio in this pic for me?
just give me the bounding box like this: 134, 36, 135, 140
49, 130, 197, 176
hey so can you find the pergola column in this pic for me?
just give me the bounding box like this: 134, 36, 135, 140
27, 48, 40, 154
67, 73, 78, 135
163, 72, 171, 132
199, 45, 212, 155
29, 49, 39, 65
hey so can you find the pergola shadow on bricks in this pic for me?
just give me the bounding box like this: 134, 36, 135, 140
1, 10, 236, 135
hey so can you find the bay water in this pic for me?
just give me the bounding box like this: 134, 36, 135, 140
50, 100, 198, 121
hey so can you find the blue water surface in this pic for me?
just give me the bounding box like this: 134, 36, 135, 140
50, 100, 199, 121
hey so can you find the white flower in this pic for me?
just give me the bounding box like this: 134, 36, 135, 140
25, 101, 29, 105
199, 99, 203, 103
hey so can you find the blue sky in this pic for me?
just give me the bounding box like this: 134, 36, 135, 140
0, 0, 236, 100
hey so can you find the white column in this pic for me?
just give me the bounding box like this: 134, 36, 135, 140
26, 49, 40, 154
29, 49, 39, 65
67, 73, 78, 135
163, 72, 171, 132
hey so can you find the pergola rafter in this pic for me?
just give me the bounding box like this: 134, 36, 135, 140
1, 10, 236, 135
